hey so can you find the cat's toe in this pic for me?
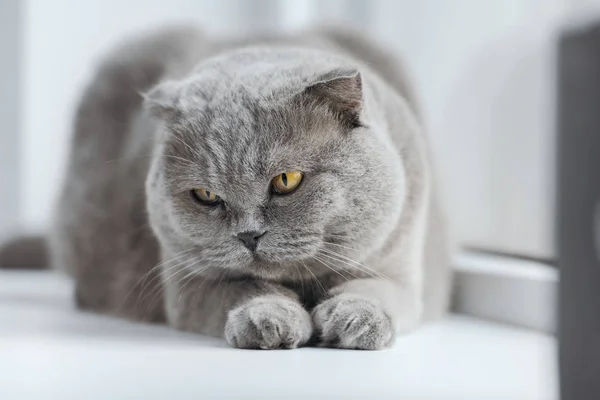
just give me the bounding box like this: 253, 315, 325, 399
312, 294, 395, 350
225, 295, 312, 349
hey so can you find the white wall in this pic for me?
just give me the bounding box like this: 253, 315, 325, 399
371, 0, 567, 258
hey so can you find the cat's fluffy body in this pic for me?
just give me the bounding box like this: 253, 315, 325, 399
47, 26, 451, 349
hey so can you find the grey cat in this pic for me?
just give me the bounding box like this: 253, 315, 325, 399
0, 26, 451, 350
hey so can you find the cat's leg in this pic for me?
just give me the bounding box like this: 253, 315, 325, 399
165, 277, 313, 349
311, 278, 422, 350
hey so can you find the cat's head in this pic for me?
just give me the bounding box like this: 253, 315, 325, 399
144, 48, 405, 280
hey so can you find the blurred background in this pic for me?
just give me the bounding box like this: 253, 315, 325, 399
0, 0, 586, 260
4, 0, 600, 398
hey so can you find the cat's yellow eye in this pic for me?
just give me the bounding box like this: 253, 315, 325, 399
191, 188, 220, 205
272, 171, 303, 194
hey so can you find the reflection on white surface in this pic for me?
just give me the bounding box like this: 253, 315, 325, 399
0, 271, 557, 400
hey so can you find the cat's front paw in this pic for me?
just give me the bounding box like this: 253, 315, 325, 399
225, 296, 312, 349
312, 294, 395, 350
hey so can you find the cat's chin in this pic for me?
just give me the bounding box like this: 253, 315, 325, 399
237, 256, 300, 281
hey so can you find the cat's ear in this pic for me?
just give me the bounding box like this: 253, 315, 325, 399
304, 68, 363, 128
142, 81, 181, 119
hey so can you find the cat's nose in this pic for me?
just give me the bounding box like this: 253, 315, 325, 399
236, 230, 266, 252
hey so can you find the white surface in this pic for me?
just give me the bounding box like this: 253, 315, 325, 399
454, 253, 558, 333
0, 271, 558, 400
455, 252, 558, 281
373, 0, 564, 258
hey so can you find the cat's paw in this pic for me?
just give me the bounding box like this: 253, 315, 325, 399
312, 294, 395, 350
225, 295, 312, 349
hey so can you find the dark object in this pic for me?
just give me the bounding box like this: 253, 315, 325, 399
557, 23, 600, 399
0, 235, 48, 269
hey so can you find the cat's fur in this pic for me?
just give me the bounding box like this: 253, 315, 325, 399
4, 26, 451, 349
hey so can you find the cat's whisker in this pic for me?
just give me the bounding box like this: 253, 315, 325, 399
174, 256, 214, 294
191, 268, 218, 305
300, 261, 317, 301
169, 133, 204, 161
318, 248, 391, 281
140, 248, 196, 286
176, 266, 212, 305
138, 265, 183, 303
141, 266, 186, 320
300, 261, 327, 295
141, 260, 211, 317
89, 154, 196, 171
194, 268, 227, 307
163, 155, 197, 165
322, 233, 353, 239
218, 269, 234, 306
317, 251, 375, 279
293, 264, 306, 298
319, 249, 384, 280
133, 248, 197, 305
175, 268, 203, 305
120, 247, 196, 311
312, 255, 352, 282
96, 154, 152, 166
322, 241, 357, 252
138, 265, 188, 314
138, 258, 200, 307
166, 256, 210, 287
200, 268, 221, 300
214, 267, 228, 293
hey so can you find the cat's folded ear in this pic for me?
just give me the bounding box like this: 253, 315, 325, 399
302, 68, 364, 128
142, 81, 181, 119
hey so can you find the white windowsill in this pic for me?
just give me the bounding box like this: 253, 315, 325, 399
0, 270, 557, 399
453, 251, 558, 333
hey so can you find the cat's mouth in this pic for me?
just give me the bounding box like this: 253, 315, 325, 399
243, 257, 288, 279
208, 235, 325, 278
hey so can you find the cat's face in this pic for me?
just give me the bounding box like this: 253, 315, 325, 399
145, 50, 405, 279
